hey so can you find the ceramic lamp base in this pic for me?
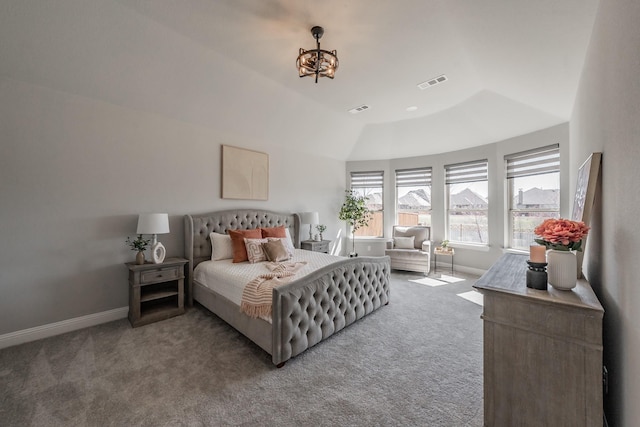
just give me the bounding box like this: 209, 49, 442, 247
151, 241, 166, 264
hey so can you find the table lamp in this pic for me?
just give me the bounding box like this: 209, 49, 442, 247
300, 211, 319, 241
137, 213, 170, 264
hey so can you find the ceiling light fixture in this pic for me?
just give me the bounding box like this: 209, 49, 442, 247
297, 26, 338, 83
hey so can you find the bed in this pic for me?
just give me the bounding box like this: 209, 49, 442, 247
184, 209, 391, 367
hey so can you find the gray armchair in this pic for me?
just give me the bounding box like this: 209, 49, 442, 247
385, 225, 431, 275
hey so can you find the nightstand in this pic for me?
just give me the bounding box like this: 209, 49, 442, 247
126, 257, 187, 327
301, 240, 331, 253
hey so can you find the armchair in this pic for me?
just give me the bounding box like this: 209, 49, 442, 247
385, 225, 431, 275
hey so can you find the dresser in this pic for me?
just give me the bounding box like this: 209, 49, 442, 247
473, 253, 603, 427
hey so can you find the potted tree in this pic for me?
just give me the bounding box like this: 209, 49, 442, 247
338, 189, 372, 257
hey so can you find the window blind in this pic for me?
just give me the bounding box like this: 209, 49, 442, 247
445, 160, 488, 185
350, 171, 384, 188
395, 167, 432, 187
505, 144, 560, 179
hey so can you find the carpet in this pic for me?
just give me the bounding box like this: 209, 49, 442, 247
0, 272, 484, 426
436, 274, 465, 284
409, 277, 449, 287
457, 290, 484, 306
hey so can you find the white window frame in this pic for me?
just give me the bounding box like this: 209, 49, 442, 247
395, 167, 432, 226
350, 171, 384, 237
445, 159, 489, 245
505, 144, 560, 250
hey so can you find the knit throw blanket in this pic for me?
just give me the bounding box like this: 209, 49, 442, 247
240, 261, 308, 319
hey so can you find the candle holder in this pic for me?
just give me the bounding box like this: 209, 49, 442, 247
526, 260, 548, 290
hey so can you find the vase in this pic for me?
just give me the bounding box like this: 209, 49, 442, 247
546, 249, 577, 290
135, 250, 145, 265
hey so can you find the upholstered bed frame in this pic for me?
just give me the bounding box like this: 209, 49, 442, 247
184, 209, 391, 367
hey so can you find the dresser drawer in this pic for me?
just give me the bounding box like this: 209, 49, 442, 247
140, 266, 181, 285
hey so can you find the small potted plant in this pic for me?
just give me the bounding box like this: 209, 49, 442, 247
126, 234, 150, 265
441, 240, 450, 251
316, 224, 327, 241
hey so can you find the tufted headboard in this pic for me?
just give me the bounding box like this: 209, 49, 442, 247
184, 209, 300, 305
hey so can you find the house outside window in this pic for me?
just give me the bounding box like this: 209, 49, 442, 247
445, 160, 489, 244
396, 167, 432, 227
506, 144, 560, 250
350, 171, 384, 237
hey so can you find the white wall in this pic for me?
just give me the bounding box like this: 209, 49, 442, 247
347, 123, 569, 271
0, 76, 347, 335
0, 0, 364, 337
570, 1, 640, 425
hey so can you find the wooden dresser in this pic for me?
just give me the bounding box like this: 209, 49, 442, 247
473, 253, 603, 427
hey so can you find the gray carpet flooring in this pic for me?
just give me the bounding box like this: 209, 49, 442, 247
0, 272, 484, 426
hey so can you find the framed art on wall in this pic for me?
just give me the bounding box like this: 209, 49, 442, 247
571, 152, 602, 278
221, 145, 269, 200
571, 152, 602, 225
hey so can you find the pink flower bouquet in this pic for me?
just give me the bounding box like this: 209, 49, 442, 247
533, 218, 590, 251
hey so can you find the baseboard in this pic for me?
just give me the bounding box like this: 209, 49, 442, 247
434, 262, 486, 277
0, 306, 128, 350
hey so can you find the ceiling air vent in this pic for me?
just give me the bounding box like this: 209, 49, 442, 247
417, 74, 448, 90
348, 104, 371, 114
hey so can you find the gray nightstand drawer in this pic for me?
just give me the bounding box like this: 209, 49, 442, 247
140, 266, 181, 285
301, 240, 330, 253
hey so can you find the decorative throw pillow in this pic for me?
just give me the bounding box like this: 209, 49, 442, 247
244, 238, 268, 263
210, 232, 234, 261
228, 228, 263, 263
394, 236, 415, 249
260, 225, 287, 239
267, 237, 295, 257
262, 239, 291, 262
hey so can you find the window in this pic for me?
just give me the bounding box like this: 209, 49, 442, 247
445, 160, 489, 244
350, 171, 384, 237
506, 144, 560, 250
396, 167, 432, 227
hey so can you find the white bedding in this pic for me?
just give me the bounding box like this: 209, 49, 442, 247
193, 249, 344, 306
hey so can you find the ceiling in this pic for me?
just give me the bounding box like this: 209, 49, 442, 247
0, 0, 599, 161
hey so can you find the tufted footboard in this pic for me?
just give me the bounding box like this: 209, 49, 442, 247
271, 256, 390, 366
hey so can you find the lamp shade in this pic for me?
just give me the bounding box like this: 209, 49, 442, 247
136, 213, 169, 235
300, 211, 319, 225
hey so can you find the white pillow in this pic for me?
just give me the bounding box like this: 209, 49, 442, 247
283, 228, 297, 255
210, 232, 234, 261
244, 238, 269, 263
394, 236, 415, 249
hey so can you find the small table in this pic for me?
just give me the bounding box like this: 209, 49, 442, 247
434, 247, 455, 274
301, 240, 331, 253
126, 257, 187, 327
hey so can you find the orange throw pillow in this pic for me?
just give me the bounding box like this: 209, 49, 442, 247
228, 228, 263, 263
261, 225, 287, 239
